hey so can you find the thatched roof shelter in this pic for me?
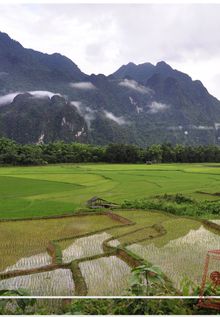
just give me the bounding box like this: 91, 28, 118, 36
86, 196, 119, 209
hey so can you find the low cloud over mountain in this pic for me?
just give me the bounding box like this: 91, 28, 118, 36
70, 82, 96, 90
0, 91, 61, 106
119, 79, 153, 94
103, 110, 127, 125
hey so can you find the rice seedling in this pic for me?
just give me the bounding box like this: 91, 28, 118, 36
118, 227, 159, 245
0, 269, 74, 296
112, 210, 171, 228
79, 256, 131, 295
147, 218, 201, 248
3, 253, 51, 272
62, 232, 111, 263
127, 226, 220, 290
0, 214, 118, 272
1, 163, 220, 297
2, 163, 220, 219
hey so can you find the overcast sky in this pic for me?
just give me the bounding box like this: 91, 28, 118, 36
1, 3, 220, 98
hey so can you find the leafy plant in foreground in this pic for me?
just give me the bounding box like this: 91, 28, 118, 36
0, 289, 36, 314
128, 264, 169, 296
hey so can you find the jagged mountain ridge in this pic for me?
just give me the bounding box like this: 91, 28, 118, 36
1, 31, 220, 146
0, 32, 87, 93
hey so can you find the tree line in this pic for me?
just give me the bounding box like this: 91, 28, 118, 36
1, 137, 220, 165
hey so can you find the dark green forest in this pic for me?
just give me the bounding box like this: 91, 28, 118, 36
1, 137, 220, 165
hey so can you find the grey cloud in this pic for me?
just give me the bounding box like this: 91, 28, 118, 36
190, 125, 214, 130
0, 72, 8, 78
1, 4, 220, 65
1, 4, 220, 97
84, 108, 96, 129
29, 91, 61, 98
113, 5, 220, 63
0, 92, 21, 105
103, 110, 127, 125
70, 101, 82, 113
168, 125, 214, 131
147, 101, 170, 114
167, 126, 183, 131
119, 79, 153, 94
71, 101, 96, 129
70, 82, 96, 90
0, 91, 61, 106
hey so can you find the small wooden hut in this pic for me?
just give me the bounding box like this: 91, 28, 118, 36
86, 196, 119, 209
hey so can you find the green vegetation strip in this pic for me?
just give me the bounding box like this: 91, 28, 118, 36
0, 210, 106, 223
0, 264, 68, 281
70, 261, 87, 296
116, 247, 143, 268
47, 241, 62, 265
122, 193, 220, 219
202, 219, 220, 234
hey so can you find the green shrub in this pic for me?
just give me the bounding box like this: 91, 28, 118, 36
122, 195, 220, 217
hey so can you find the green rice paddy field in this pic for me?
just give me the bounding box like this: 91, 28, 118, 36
1, 163, 220, 219
0, 163, 220, 296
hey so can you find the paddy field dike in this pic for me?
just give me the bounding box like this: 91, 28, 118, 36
0, 163, 220, 296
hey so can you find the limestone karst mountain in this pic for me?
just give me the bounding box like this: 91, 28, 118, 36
1, 31, 220, 145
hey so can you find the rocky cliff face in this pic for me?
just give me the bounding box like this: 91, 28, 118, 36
0, 93, 87, 144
